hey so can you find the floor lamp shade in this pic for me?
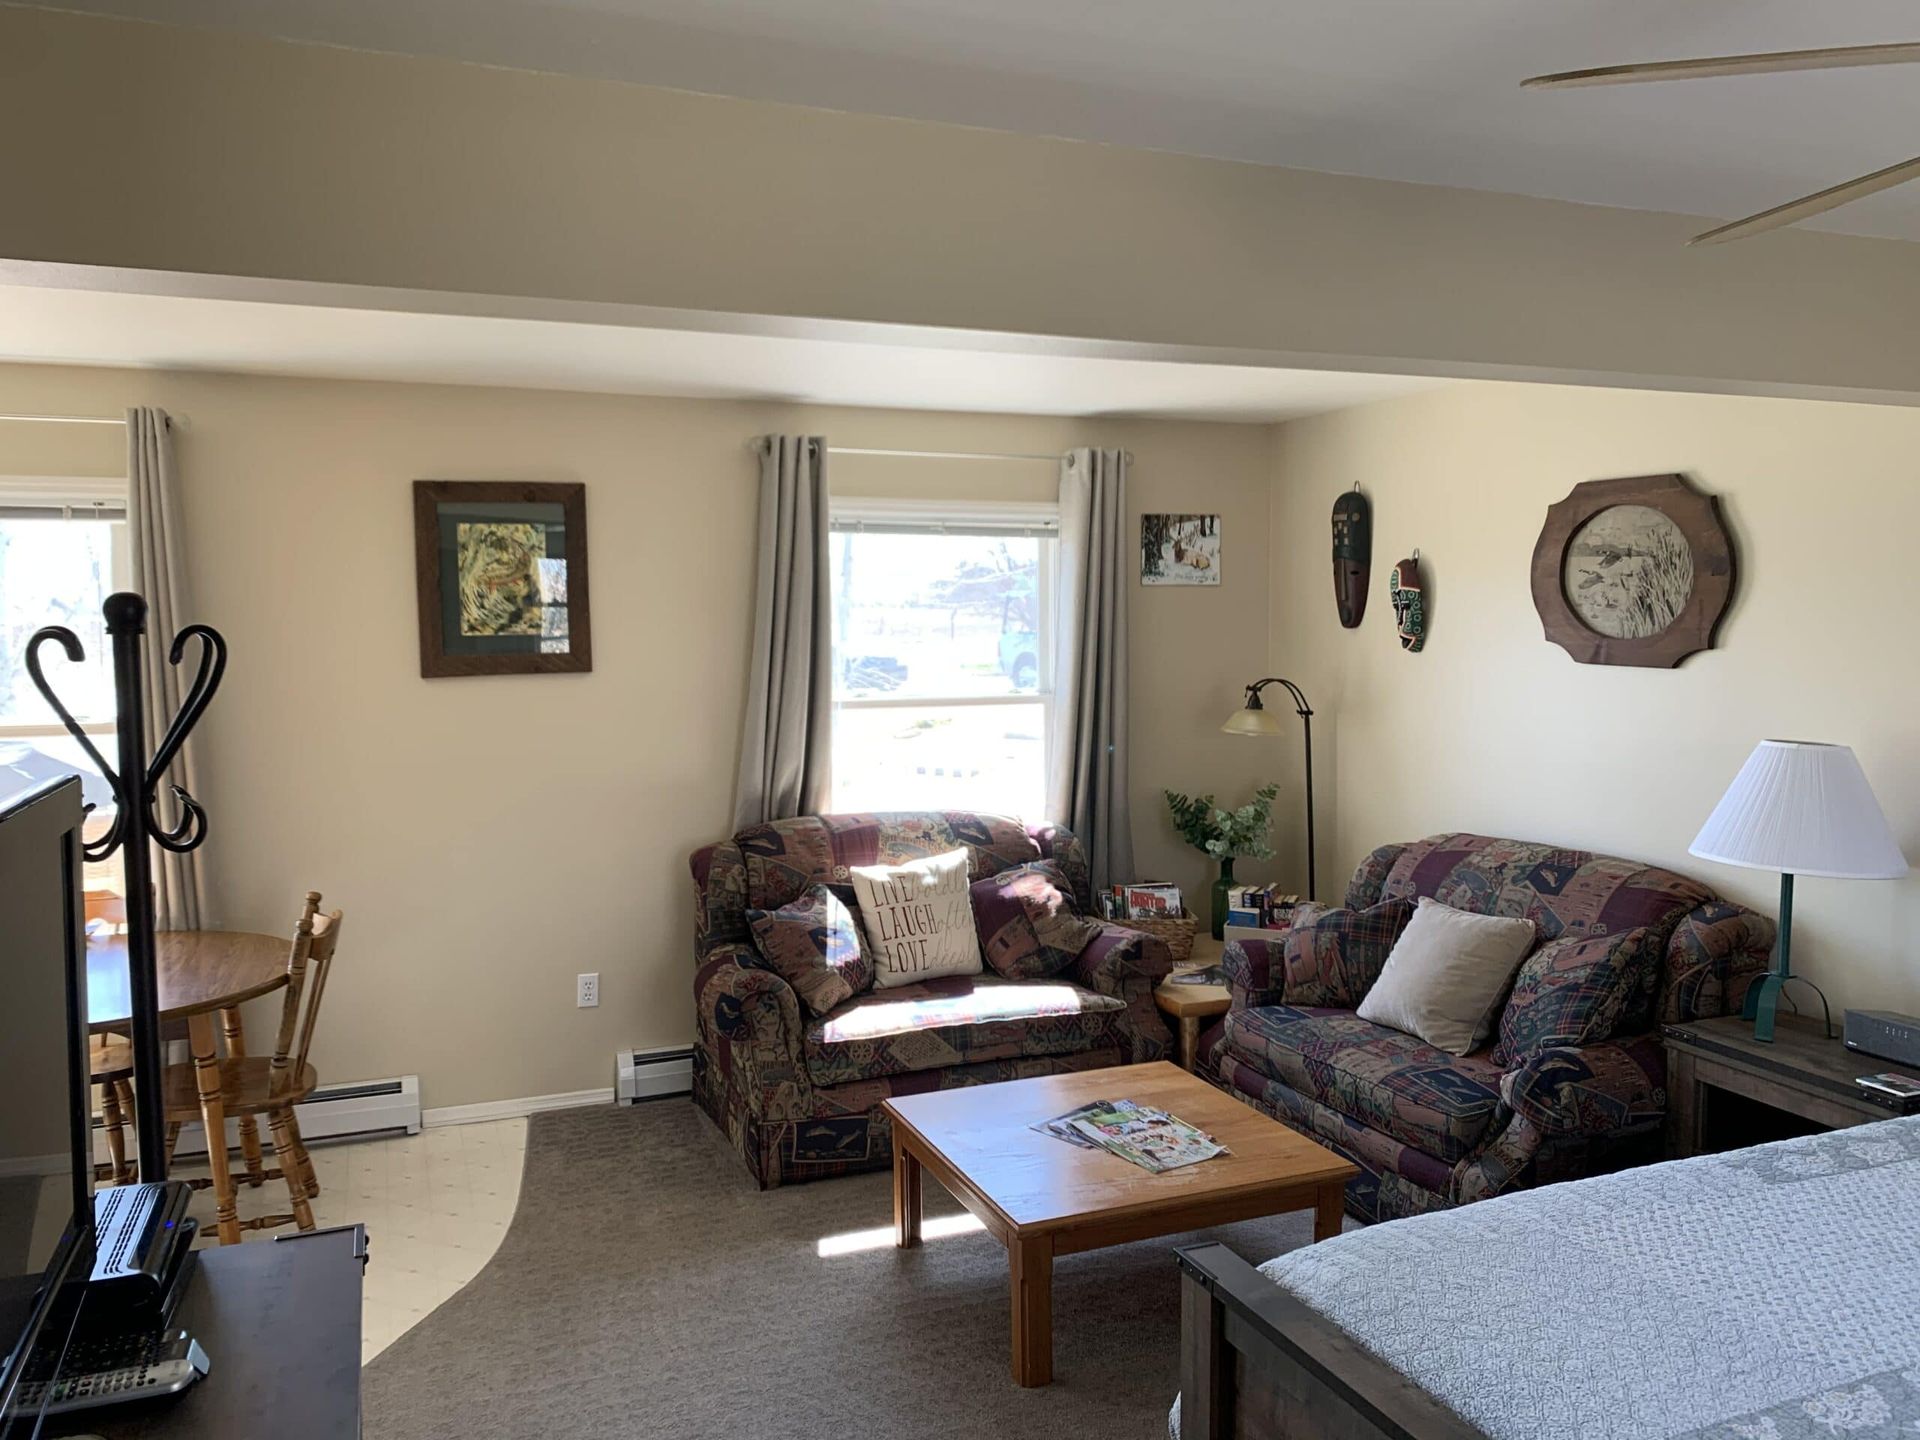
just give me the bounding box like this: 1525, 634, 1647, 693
1689, 741, 1907, 881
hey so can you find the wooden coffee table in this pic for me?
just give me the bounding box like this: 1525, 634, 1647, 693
882, 1060, 1355, 1386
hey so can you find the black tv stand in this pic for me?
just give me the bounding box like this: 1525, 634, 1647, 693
54, 1224, 366, 1440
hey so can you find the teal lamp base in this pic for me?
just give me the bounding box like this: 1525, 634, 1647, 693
1742, 871, 1834, 1043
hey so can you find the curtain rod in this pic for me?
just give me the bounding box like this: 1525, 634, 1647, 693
0, 413, 125, 426
828, 445, 1061, 463
748, 440, 1132, 463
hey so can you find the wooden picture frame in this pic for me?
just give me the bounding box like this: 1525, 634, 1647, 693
1529, 473, 1734, 669
412, 481, 592, 678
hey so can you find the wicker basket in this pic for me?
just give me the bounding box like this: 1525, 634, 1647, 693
1105, 908, 1198, 963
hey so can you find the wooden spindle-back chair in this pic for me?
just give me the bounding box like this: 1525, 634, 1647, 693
161, 892, 345, 1233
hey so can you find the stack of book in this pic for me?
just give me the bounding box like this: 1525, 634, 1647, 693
1225, 884, 1300, 930
1097, 881, 1184, 921
1030, 1098, 1229, 1173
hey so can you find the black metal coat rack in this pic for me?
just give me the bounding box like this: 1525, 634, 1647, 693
27, 591, 226, 1181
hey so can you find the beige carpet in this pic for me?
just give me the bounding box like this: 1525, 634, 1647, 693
362, 1100, 1319, 1440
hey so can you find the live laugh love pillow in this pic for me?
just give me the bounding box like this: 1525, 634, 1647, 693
849, 847, 984, 989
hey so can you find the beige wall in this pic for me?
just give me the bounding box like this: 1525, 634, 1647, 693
0, 364, 1275, 1108
1271, 383, 1920, 1017
8, 8, 1920, 400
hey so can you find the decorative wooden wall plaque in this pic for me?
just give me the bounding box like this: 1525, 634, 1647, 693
1530, 473, 1733, 669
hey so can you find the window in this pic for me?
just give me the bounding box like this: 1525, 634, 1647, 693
830, 498, 1057, 820
0, 483, 130, 889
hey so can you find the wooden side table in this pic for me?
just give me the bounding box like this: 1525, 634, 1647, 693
1661, 1012, 1916, 1158
1155, 935, 1230, 1072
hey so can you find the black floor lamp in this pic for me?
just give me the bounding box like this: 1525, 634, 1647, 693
1221, 677, 1316, 901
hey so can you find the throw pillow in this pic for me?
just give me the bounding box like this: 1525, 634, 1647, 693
1280, 897, 1417, 1007
746, 883, 873, 1018
849, 847, 984, 989
1355, 897, 1537, 1055
969, 860, 1102, 981
1493, 926, 1661, 1066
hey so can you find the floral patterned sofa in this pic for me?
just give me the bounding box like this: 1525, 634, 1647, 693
1207, 833, 1775, 1223
689, 811, 1175, 1188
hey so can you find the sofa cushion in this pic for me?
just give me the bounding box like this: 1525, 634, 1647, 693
1493, 925, 1662, 1066
803, 975, 1125, 1087
746, 883, 873, 1018
1281, 897, 1416, 1007
850, 847, 984, 989
970, 860, 1103, 981
1223, 1005, 1505, 1164
1356, 898, 1537, 1055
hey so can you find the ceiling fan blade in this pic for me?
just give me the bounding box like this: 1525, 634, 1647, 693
1523, 41, 1920, 89
1690, 154, 1920, 245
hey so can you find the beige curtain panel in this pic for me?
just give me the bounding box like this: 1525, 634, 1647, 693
127, 406, 207, 931
1049, 447, 1134, 890
733, 435, 833, 830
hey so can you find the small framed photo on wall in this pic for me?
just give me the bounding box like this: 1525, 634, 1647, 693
1141, 513, 1221, 586
412, 480, 592, 677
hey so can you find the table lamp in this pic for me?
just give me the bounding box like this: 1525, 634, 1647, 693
1689, 740, 1908, 1043
1221, 677, 1316, 900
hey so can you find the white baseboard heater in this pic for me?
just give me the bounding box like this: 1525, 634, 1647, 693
616, 1047, 694, 1104
118, 1075, 423, 1164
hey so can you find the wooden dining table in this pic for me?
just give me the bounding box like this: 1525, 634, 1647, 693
87, 929, 291, 1246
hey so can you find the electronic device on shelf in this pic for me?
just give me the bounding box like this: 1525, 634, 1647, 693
11, 1329, 208, 1418
1855, 1072, 1920, 1107
1844, 1009, 1920, 1068
89, 1184, 196, 1327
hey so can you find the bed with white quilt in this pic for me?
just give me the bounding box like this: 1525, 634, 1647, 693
1172, 1116, 1920, 1440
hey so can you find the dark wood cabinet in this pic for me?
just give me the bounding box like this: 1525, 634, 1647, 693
85, 1225, 364, 1440
1662, 1013, 1913, 1158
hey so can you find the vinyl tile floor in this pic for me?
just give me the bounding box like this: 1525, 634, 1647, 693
169, 1118, 528, 1365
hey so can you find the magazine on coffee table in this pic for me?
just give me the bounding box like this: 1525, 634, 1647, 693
1033, 1098, 1228, 1172
1030, 1098, 1139, 1150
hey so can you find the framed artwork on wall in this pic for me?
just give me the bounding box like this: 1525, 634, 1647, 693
1529, 472, 1733, 669
412, 480, 592, 678
1141, 513, 1220, 585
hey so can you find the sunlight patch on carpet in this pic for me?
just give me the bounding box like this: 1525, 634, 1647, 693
816, 1212, 986, 1257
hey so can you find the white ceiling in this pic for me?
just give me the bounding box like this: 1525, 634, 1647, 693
41, 0, 1920, 240
0, 284, 1444, 420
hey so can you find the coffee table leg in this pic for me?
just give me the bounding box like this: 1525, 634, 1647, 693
1313, 1180, 1345, 1242
1009, 1238, 1053, 1386
892, 1141, 922, 1248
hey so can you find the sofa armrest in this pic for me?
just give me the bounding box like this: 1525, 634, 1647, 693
1072, 924, 1175, 1063
1074, 923, 1173, 992
694, 945, 812, 1120
1661, 901, 1776, 1025
1222, 938, 1287, 1011
1500, 1034, 1666, 1138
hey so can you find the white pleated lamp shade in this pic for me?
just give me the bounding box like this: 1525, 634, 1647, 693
1690, 741, 1908, 880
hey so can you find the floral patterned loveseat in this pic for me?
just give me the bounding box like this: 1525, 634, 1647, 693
690, 811, 1174, 1188
1208, 833, 1775, 1224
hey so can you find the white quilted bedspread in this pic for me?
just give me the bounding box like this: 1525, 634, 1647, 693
1240, 1118, 1920, 1439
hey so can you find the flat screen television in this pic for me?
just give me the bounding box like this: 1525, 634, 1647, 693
0, 777, 96, 1438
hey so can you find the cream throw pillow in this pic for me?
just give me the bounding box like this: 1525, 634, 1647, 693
1355, 897, 1536, 1055
849, 847, 984, 989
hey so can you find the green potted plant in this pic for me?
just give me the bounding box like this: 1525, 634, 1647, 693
1165, 783, 1280, 940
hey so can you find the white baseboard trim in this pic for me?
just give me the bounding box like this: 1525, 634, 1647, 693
422, 1087, 615, 1129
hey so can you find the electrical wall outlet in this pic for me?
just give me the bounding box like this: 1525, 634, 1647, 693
576, 973, 600, 1008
